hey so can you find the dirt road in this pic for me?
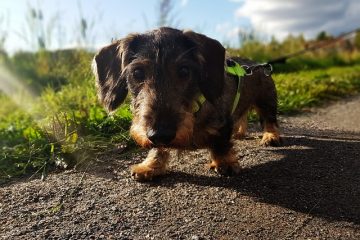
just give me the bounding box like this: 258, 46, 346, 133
1, 96, 360, 239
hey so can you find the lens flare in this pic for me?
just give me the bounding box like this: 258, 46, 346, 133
0, 65, 37, 109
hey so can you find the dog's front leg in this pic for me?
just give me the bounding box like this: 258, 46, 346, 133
131, 148, 170, 181
208, 145, 241, 176
206, 120, 241, 175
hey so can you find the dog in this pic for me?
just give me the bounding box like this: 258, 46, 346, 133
92, 27, 281, 181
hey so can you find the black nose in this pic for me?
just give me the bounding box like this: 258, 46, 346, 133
147, 128, 176, 145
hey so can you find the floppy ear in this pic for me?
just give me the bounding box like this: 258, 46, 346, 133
92, 41, 128, 112
183, 30, 225, 103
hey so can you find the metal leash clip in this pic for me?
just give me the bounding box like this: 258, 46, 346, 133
227, 59, 273, 77
263, 63, 273, 76
241, 65, 253, 76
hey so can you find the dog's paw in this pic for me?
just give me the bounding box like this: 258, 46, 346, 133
207, 160, 241, 176
260, 132, 281, 147
130, 163, 166, 181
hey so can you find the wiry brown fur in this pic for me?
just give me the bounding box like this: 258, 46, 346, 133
93, 27, 281, 181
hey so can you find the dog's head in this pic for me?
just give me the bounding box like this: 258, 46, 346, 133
93, 27, 225, 148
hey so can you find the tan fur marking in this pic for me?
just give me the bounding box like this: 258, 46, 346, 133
233, 113, 248, 140
260, 122, 281, 146
131, 148, 170, 181
130, 117, 152, 148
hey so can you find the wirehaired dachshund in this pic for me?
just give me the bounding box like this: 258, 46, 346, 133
92, 27, 281, 181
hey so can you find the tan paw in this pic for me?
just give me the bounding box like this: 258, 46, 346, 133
260, 132, 281, 147
207, 160, 241, 176
130, 163, 166, 181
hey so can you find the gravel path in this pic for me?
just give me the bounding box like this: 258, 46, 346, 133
1, 96, 360, 239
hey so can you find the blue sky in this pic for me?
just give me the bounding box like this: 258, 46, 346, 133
0, 0, 359, 53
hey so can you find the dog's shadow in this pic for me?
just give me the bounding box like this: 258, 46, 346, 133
156, 129, 360, 224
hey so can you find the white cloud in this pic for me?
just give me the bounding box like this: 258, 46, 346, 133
235, 0, 360, 40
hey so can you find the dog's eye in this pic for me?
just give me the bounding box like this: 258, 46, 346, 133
178, 66, 190, 79
133, 68, 145, 80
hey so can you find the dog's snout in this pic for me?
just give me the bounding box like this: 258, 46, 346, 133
147, 128, 175, 145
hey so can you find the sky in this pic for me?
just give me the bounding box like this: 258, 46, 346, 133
0, 0, 359, 53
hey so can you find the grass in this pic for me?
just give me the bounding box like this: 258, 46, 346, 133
0, 50, 133, 183
1, 48, 360, 183
0, 84, 134, 176
275, 65, 360, 113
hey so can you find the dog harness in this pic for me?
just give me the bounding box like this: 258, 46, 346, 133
192, 59, 246, 115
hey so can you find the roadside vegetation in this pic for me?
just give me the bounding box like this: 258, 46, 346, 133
1, 2, 360, 182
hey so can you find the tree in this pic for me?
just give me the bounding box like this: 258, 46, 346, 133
316, 31, 332, 41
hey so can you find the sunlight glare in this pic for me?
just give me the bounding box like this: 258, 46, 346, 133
0, 65, 37, 110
